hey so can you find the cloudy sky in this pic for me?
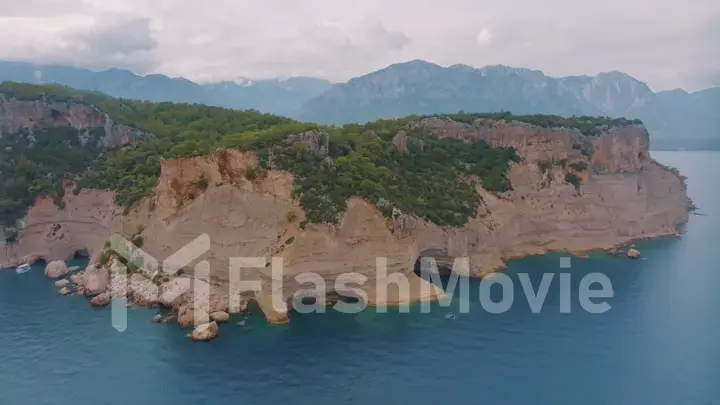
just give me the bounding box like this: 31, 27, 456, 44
0, 0, 717, 91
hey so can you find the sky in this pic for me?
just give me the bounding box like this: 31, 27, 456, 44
0, 0, 717, 91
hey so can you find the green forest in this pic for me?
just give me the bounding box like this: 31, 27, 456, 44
0, 82, 631, 231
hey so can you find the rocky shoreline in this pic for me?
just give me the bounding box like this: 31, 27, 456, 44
30, 232, 661, 342
1, 118, 693, 334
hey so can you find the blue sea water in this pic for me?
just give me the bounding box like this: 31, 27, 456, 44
1, 151, 718, 405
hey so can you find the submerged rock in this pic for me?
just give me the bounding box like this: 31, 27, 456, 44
55, 279, 69, 288
45, 261, 69, 279
627, 248, 641, 259
210, 311, 230, 323
190, 321, 219, 341
57, 287, 72, 296
152, 314, 163, 323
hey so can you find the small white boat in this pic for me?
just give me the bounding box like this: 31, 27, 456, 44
15, 263, 31, 275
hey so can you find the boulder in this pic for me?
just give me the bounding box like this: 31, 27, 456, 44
627, 248, 641, 259
82, 266, 109, 295
57, 287, 71, 296
177, 305, 210, 328
45, 261, 69, 279
55, 279, 69, 288
210, 311, 230, 323
152, 314, 163, 323
90, 292, 111, 306
190, 321, 219, 342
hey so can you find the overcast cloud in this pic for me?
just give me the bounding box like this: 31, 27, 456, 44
0, 0, 717, 91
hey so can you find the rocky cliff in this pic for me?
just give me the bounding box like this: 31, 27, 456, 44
0, 96, 154, 148
0, 119, 692, 324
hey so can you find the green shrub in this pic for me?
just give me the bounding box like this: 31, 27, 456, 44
98, 248, 111, 267
538, 160, 552, 174
285, 236, 295, 245
565, 172, 582, 189
569, 162, 588, 172
197, 175, 209, 190
245, 166, 257, 181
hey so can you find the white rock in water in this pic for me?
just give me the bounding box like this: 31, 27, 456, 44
627, 248, 641, 259
190, 321, 219, 341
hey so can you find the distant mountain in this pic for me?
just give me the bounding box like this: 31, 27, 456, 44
296, 60, 719, 150
0, 61, 332, 116
2, 59, 718, 150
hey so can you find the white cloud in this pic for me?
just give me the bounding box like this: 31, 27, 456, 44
476, 29, 495, 46
0, 0, 717, 90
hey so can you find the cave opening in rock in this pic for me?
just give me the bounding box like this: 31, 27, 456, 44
287, 290, 362, 314
414, 250, 457, 291
73, 249, 89, 260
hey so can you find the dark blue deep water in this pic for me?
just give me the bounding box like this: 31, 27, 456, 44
1, 151, 718, 404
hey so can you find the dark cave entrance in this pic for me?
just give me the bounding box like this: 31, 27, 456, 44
73, 249, 89, 260
414, 250, 459, 291
287, 290, 362, 313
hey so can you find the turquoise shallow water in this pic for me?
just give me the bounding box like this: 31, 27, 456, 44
1, 151, 718, 405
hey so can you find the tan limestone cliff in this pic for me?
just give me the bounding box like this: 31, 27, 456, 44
0, 121, 692, 324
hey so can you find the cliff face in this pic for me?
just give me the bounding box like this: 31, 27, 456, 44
0, 97, 154, 147
0, 120, 692, 323
1, 188, 118, 267
418, 117, 650, 172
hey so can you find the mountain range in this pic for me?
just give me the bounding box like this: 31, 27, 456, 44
1, 59, 717, 150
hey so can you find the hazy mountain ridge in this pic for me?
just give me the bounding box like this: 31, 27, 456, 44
0, 61, 332, 117
1, 59, 717, 150
298, 60, 719, 150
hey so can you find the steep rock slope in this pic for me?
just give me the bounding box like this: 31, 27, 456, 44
0, 96, 153, 148
1, 119, 690, 323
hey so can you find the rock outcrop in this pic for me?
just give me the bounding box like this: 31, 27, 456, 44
190, 321, 219, 341
178, 306, 210, 328
90, 292, 111, 306
82, 265, 110, 296
627, 248, 641, 259
45, 260, 69, 279
0, 187, 118, 269
210, 311, 230, 323
1, 119, 692, 324
55, 279, 69, 288
0, 96, 154, 148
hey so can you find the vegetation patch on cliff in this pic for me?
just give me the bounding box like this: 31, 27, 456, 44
2, 82, 641, 229
437, 112, 643, 136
